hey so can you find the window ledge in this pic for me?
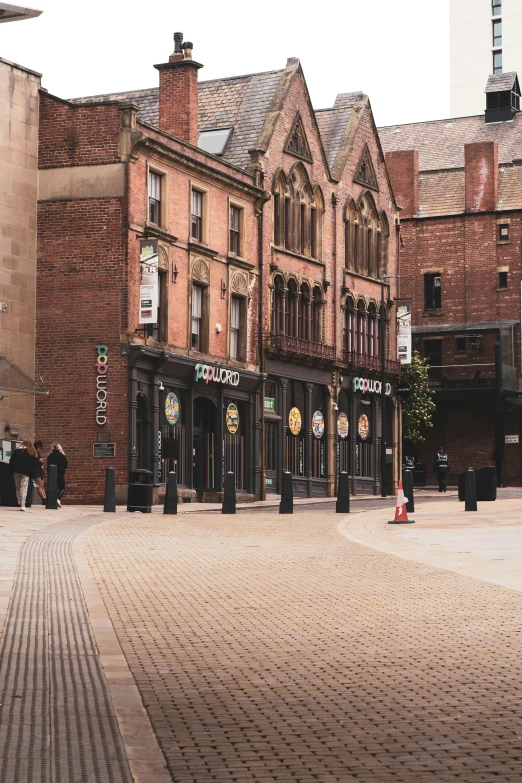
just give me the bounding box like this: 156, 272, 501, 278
497, 240, 510, 245
422, 310, 444, 317
188, 241, 218, 258
272, 244, 325, 266
227, 254, 254, 270
344, 268, 388, 285
497, 287, 509, 292
141, 222, 179, 244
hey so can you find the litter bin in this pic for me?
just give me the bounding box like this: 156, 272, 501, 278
458, 471, 466, 501
127, 469, 153, 513
475, 466, 497, 501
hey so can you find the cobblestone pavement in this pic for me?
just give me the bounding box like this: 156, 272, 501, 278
86, 510, 522, 783
0, 512, 133, 783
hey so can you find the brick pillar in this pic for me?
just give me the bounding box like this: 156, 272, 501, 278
154, 36, 203, 145
465, 141, 498, 213
385, 150, 419, 219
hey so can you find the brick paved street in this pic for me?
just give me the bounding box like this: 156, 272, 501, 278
85, 508, 522, 783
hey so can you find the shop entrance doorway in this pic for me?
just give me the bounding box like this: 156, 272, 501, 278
136, 393, 151, 471
265, 420, 279, 493
193, 396, 218, 493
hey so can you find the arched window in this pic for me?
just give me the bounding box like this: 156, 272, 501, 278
357, 192, 378, 278
311, 187, 324, 261
273, 165, 323, 259
356, 300, 366, 355
368, 303, 378, 357
379, 212, 389, 278
286, 278, 298, 337
343, 296, 355, 355
299, 282, 311, 339
272, 276, 285, 334
311, 286, 323, 343
344, 200, 356, 271
273, 171, 287, 247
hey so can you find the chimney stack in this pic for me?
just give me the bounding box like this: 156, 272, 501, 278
464, 141, 498, 213
154, 32, 203, 145
384, 150, 419, 218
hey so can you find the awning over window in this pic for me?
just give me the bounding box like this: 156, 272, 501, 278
0, 355, 48, 395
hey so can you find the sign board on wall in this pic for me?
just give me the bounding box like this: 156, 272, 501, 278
139, 239, 158, 324
264, 397, 275, 412
397, 301, 412, 365
95, 345, 108, 425
93, 443, 116, 458
505, 435, 519, 444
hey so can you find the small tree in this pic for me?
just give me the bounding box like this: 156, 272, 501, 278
400, 351, 436, 444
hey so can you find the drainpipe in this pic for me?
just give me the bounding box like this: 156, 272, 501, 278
331, 192, 339, 496
255, 187, 271, 501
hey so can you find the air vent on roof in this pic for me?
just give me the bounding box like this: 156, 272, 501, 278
485, 72, 521, 123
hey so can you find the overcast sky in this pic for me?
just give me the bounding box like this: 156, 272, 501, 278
4, 0, 450, 128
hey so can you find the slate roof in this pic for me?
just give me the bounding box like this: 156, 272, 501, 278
379, 112, 522, 172
72, 70, 283, 170
485, 72, 519, 92
315, 93, 363, 169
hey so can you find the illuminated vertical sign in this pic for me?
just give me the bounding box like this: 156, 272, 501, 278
95, 345, 108, 425
397, 301, 412, 365
139, 239, 159, 324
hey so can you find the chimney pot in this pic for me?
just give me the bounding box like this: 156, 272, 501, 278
173, 32, 183, 53
183, 41, 193, 60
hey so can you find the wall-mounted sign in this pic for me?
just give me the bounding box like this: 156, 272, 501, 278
165, 392, 180, 425
397, 301, 412, 365
139, 239, 158, 324
195, 362, 240, 386
95, 345, 108, 425
312, 411, 324, 439
357, 414, 370, 441
353, 377, 392, 395
264, 397, 275, 412
396, 381, 412, 399
505, 434, 519, 444
226, 403, 239, 434
337, 412, 349, 439
93, 443, 116, 458
288, 407, 302, 436
97, 431, 112, 443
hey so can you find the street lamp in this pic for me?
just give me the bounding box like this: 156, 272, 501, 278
380, 274, 399, 498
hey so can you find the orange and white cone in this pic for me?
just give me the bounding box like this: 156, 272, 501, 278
388, 480, 415, 524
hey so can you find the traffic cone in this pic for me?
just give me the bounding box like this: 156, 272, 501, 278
388, 480, 415, 524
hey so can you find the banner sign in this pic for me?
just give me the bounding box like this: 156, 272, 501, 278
353, 377, 392, 395
139, 239, 158, 324
397, 301, 412, 365
195, 362, 240, 386
95, 345, 108, 425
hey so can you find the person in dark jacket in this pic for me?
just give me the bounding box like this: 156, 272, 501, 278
47, 444, 68, 507
9, 440, 39, 511
433, 447, 450, 492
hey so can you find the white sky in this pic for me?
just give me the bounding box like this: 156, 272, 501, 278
3, 0, 450, 128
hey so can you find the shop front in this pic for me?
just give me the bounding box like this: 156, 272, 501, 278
264, 361, 333, 497
128, 345, 261, 501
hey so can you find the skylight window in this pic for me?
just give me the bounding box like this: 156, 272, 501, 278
198, 127, 232, 156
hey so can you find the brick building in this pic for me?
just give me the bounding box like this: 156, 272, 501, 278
380, 73, 522, 487
36, 34, 400, 503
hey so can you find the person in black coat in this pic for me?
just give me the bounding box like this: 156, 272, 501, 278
9, 440, 40, 511
47, 444, 68, 507
433, 447, 450, 493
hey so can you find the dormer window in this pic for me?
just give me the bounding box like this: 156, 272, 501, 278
485, 72, 520, 122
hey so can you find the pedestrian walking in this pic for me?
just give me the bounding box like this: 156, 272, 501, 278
433, 446, 450, 493
9, 440, 40, 511
47, 444, 68, 507
33, 440, 47, 504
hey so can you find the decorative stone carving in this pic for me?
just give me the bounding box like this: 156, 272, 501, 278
285, 113, 313, 162
231, 271, 248, 296
158, 244, 169, 270
191, 257, 210, 284
354, 144, 379, 191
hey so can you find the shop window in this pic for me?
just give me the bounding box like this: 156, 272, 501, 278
224, 399, 246, 490
355, 399, 373, 478
160, 387, 187, 486
148, 171, 163, 226
285, 380, 306, 477
229, 204, 242, 256
230, 295, 246, 361
424, 273, 441, 310
191, 283, 208, 352
498, 223, 509, 242
498, 270, 508, 289
191, 189, 204, 242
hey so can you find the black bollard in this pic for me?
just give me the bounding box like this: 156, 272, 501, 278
104, 467, 116, 512
279, 471, 293, 514
465, 468, 478, 511
164, 471, 178, 514
222, 471, 236, 514
336, 471, 350, 513
403, 469, 415, 513
46, 464, 58, 510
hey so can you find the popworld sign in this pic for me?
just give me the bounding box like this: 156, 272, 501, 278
95, 345, 108, 425
353, 377, 392, 395
195, 362, 240, 386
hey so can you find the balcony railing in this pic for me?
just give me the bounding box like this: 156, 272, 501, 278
342, 349, 401, 378
267, 332, 336, 364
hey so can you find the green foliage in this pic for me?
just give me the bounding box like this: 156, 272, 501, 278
400, 351, 436, 444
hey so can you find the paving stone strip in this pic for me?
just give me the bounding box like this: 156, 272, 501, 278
86, 511, 522, 783
0, 515, 133, 783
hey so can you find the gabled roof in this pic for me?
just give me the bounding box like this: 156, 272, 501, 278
379, 113, 522, 171
315, 93, 363, 169
485, 72, 519, 93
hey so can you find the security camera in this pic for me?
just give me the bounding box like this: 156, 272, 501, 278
159, 381, 165, 391
333, 403, 339, 411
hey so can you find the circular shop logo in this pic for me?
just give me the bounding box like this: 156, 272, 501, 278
226, 403, 240, 434
312, 410, 324, 439
165, 392, 180, 426
288, 407, 302, 436
337, 412, 349, 439
357, 414, 370, 441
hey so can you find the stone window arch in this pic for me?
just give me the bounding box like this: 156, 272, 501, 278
272, 164, 322, 259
